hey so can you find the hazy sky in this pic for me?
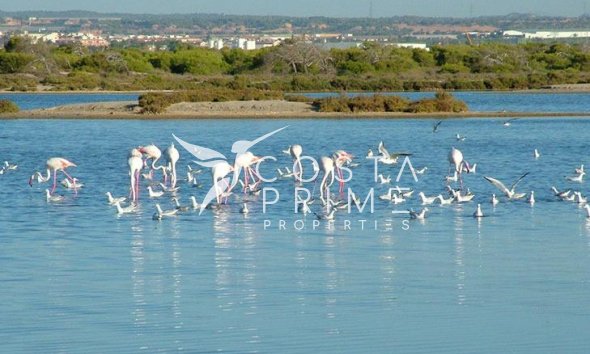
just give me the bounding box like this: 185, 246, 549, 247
0, 0, 589, 17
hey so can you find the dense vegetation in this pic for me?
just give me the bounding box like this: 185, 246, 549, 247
2, 37, 590, 92
137, 88, 467, 114
0, 99, 19, 113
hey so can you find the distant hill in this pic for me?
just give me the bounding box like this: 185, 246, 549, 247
2, 10, 590, 35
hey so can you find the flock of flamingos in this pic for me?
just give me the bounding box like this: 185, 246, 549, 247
17, 123, 590, 223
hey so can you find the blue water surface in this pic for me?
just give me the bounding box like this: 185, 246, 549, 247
1, 93, 590, 353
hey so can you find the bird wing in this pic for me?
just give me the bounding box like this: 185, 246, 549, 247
510, 172, 529, 190
484, 176, 511, 196
173, 134, 226, 162
504, 118, 519, 123
390, 152, 413, 158
378, 141, 390, 157
433, 120, 442, 132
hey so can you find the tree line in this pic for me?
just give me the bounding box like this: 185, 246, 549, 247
1, 36, 590, 91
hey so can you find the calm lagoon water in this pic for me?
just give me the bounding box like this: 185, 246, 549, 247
1, 93, 590, 353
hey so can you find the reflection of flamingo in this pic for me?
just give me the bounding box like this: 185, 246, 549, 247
29, 157, 77, 195
289, 144, 303, 182
139, 144, 168, 182
128, 149, 143, 203
165, 143, 180, 188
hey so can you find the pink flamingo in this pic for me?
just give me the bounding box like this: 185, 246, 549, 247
164, 143, 180, 188
138, 144, 168, 182
289, 144, 303, 182
29, 157, 77, 195
332, 150, 353, 194
128, 148, 143, 203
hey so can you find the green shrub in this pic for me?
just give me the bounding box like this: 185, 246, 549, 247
0, 99, 19, 113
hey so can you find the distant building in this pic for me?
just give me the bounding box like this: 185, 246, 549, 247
504, 30, 590, 39
208, 38, 224, 50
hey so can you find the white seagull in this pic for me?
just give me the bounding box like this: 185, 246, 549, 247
106, 192, 126, 205
483, 173, 529, 200
473, 204, 484, 218
409, 207, 428, 220
419, 192, 438, 205
147, 186, 165, 198
114, 201, 137, 215
153, 204, 178, 220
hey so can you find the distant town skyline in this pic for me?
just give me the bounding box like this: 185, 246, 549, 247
0, 0, 589, 18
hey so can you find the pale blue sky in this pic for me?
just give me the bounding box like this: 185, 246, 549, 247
0, 0, 588, 17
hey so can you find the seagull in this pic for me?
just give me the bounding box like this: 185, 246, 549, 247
173, 198, 190, 212
433, 120, 443, 133
462, 162, 477, 174
315, 209, 336, 221
3, 161, 17, 170
456, 133, 466, 141
378, 174, 391, 184
377, 141, 411, 165
390, 194, 406, 205
190, 196, 200, 210
415, 167, 428, 175
240, 203, 249, 214
473, 204, 484, 218
455, 191, 476, 203
562, 194, 576, 202
409, 207, 428, 220
106, 192, 126, 205
484, 173, 529, 200
533, 149, 540, 159
491, 194, 499, 206
61, 178, 84, 189
45, 189, 64, 202
529, 191, 535, 206
552, 186, 571, 199
575, 192, 587, 204
503, 118, 518, 127
366, 149, 374, 159
147, 186, 164, 198
566, 171, 585, 183
575, 165, 585, 175
419, 192, 438, 205
585, 204, 590, 218
282, 146, 291, 155
437, 195, 454, 205
153, 204, 178, 220
445, 171, 459, 183
114, 201, 137, 215
159, 182, 180, 193
277, 167, 294, 179
392, 186, 414, 198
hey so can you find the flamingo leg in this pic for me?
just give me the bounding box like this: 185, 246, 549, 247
135, 170, 140, 202
51, 170, 57, 194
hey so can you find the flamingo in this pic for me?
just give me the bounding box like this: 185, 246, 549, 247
29, 157, 77, 195
139, 144, 168, 183
289, 144, 303, 182
164, 143, 180, 188
211, 161, 234, 204
319, 156, 335, 205
128, 148, 143, 203
232, 151, 263, 192
448, 147, 465, 189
